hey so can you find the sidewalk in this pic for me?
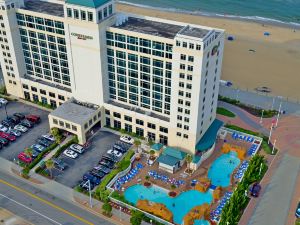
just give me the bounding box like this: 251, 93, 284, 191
30, 135, 74, 173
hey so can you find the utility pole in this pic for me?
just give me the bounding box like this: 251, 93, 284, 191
275, 98, 283, 128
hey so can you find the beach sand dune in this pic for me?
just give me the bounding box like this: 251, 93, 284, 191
117, 4, 300, 101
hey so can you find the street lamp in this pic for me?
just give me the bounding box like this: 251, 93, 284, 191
272, 139, 277, 155
259, 163, 263, 176
268, 124, 273, 144
271, 97, 275, 111
150, 219, 153, 225
275, 97, 283, 128
119, 206, 122, 221
83, 180, 93, 208
260, 109, 264, 124
236, 89, 240, 101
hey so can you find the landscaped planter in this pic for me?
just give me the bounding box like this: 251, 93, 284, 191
168, 191, 177, 197
144, 181, 152, 187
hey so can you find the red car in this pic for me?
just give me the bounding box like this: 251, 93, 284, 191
18, 152, 32, 163
0, 131, 16, 141
26, 115, 41, 124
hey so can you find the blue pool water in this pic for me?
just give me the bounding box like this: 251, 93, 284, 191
194, 219, 210, 225
208, 151, 240, 187
124, 184, 213, 224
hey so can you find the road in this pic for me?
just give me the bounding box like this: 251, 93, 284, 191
0, 171, 112, 225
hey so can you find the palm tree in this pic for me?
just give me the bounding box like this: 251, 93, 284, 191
149, 149, 155, 159
185, 154, 193, 171
24, 148, 33, 158
45, 159, 54, 178
134, 139, 141, 152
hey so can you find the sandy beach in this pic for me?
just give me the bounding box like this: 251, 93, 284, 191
117, 3, 300, 101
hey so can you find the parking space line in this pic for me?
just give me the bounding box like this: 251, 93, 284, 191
0, 179, 94, 225
0, 192, 62, 225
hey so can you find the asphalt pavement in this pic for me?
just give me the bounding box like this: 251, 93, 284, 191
0, 101, 50, 161
55, 131, 120, 188
0, 170, 113, 225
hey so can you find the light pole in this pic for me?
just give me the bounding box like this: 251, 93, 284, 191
272, 139, 277, 155
236, 89, 240, 101
271, 97, 275, 111
259, 163, 263, 176
83, 180, 93, 208
275, 97, 283, 128
226, 221, 230, 225
260, 109, 264, 124
268, 124, 273, 144
150, 219, 153, 225
119, 206, 122, 221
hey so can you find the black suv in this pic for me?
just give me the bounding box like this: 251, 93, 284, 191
13, 113, 25, 120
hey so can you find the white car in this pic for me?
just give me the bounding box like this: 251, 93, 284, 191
63, 149, 78, 159
42, 134, 55, 142
113, 150, 122, 158
0, 124, 8, 132
14, 125, 28, 133
69, 144, 84, 154
107, 149, 122, 158
120, 135, 134, 144
0, 98, 8, 105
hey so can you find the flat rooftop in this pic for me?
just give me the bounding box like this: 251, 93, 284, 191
112, 17, 184, 39
50, 98, 99, 125
23, 0, 64, 17
178, 25, 210, 39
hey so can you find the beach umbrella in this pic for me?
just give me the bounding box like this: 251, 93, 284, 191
264, 32, 270, 36
227, 36, 235, 41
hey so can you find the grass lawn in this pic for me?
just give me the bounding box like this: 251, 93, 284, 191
217, 107, 236, 117
296, 218, 300, 225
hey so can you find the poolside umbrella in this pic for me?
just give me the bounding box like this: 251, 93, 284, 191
227, 36, 235, 41
264, 32, 270, 36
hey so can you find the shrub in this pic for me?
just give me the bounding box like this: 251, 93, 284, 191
217, 107, 236, 117
102, 200, 112, 217
130, 210, 144, 225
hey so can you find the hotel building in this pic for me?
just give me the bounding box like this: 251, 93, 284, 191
0, 0, 224, 158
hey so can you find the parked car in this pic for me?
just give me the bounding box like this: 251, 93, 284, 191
9, 129, 22, 137
113, 144, 126, 153
249, 182, 261, 197
26, 114, 40, 124
31, 149, 40, 158
2, 119, 14, 128
0, 142, 3, 149
42, 134, 55, 142
79, 180, 95, 191
98, 159, 114, 169
0, 137, 9, 146
89, 169, 106, 179
20, 119, 34, 128
0, 124, 8, 132
102, 154, 119, 163
120, 135, 134, 144
14, 124, 28, 133
52, 158, 68, 171
18, 152, 32, 164
69, 144, 85, 154
0, 131, 16, 142
0, 98, 8, 105
36, 138, 52, 147
63, 149, 78, 159
93, 165, 111, 174
7, 116, 20, 124
31, 144, 46, 153
82, 173, 101, 185
13, 113, 25, 120
113, 150, 122, 158
296, 202, 300, 218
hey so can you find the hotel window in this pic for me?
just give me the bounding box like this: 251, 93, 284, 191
124, 115, 132, 122
180, 64, 185, 70
125, 124, 132, 133
176, 40, 180, 46
185, 101, 191, 107
22, 84, 29, 89
72, 125, 77, 131
73, 9, 79, 19
67, 8, 72, 17
178, 99, 183, 105
40, 89, 46, 95
136, 127, 144, 137
98, 10, 102, 20
58, 95, 65, 101
183, 134, 188, 139
189, 43, 194, 49
187, 84, 192, 89
180, 54, 186, 60
81, 11, 86, 20
179, 73, 185, 79
31, 87, 37, 92
136, 119, 144, 126
104, 7, 108, 18
53, 119, 58, 125
179, 91, 184, 96
184, 125, 189, 130
88, 12, 93, 22
185, 109, 190, 115
177, 123, 182, 128
179, 82, 184, 88
177, 132, 181, 137
188, 65, 193, 71
184, 117, 190, 122
188, 56, 194, 62
196, 44, 201, 50
147, 122, 156, 129
177, 115, 182, 120
109, 5, 113, 15
187, 75, 193, 81
183, 42, 187, 48
178, 107, 183, 113
159, 126, 168, 134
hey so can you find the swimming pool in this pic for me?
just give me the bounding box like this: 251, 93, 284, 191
124, 184, 213, 224
208, 151, 240, 187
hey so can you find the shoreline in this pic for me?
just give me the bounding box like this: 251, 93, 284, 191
118, 1, 300, 30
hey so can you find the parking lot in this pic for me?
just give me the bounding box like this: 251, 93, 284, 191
0, 101, 50, 161
54, 130, 120, 188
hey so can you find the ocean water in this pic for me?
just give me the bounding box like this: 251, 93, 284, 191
119, 0, 300, 27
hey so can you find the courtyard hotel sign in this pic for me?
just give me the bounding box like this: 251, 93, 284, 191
71, 33, 93, 40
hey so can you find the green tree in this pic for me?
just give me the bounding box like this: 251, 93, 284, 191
145, 175, 150, 181
102, 200, 112, 216
24, 148, 33, 158
185, 154, 193, 170
45, 159, 54, 178
51, 128, 62, 143
149, 149, 155, 158
134, 139, 141, 152
130, 210, 144, 225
